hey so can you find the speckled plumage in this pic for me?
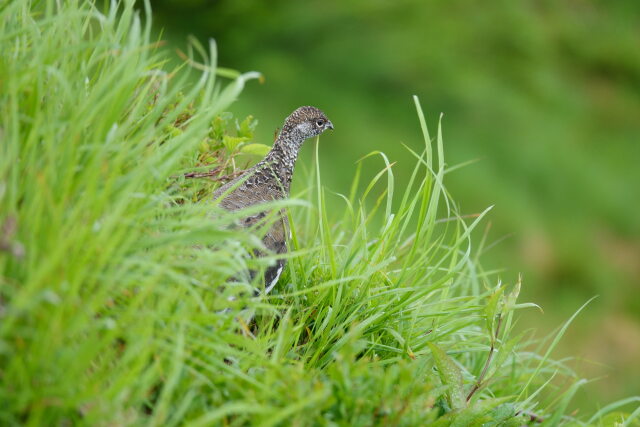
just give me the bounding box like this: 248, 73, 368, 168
214, 106, 333, 292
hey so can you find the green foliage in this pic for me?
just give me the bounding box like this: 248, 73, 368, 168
428, 343, 465, 411
1, 1, 639, 425
0, 0, 260, 423
149, 0, 640, 406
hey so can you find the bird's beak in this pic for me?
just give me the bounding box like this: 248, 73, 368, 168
326, 121, 334, 130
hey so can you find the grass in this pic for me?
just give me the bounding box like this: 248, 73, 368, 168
1, 0, 639, 425
154, 2, 640, 407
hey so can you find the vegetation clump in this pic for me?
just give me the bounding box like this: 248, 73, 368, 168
1, 1, 638, 425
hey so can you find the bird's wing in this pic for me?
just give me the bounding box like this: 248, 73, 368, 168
262, 212, 288, 255
236, 207, 288, 252
215, 175, 284, 209
212, 168, 289, 253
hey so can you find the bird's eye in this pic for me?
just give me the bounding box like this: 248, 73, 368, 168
315, 119, 325, 127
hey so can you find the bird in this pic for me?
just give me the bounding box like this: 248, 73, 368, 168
213, 106, 334, 294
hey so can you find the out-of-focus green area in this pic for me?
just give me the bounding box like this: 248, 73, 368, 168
149, 0, 640, 405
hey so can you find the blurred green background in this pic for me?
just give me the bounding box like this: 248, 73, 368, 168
148, 0, 640, 406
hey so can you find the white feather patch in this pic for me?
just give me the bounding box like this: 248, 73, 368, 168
265, 265, 283, 294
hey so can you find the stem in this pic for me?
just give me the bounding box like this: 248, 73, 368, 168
467, 314, 503, 401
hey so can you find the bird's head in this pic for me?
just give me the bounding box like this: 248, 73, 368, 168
281, 106, 334, 140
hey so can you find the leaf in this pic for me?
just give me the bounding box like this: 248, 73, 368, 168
237, 115, 257, 138
513, 302, 543, 312
240, 143, 271, 156
482, 403, 520, 426
222, 135, 250, 152
485, 285, 504, 336
430, 397, 512, 427
209, 113, 231, 140
505, 276, 521, 310
428, 343, 466, 410
450, 397, 512, 427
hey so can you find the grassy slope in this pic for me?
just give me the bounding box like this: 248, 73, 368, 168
148, 1, 640, 406
1, 1, 638, 425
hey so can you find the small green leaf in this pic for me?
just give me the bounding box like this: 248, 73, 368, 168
222, 135, 250, 152
513, 302, 543, 312
237, 115, 257, 138
428, 343, 466, 410
240, 143, 271, 156
198, 141, 210, 153
485, 285, 504, 335
488, 402, 516, 423
209, 113, 231, 140
505, 277, 521, 310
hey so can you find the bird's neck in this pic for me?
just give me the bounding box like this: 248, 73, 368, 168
255, 130, 306, 194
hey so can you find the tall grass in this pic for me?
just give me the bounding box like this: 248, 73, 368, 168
1, 1, 638, 425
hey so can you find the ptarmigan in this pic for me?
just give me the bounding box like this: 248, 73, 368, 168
213, 106, 333, 294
